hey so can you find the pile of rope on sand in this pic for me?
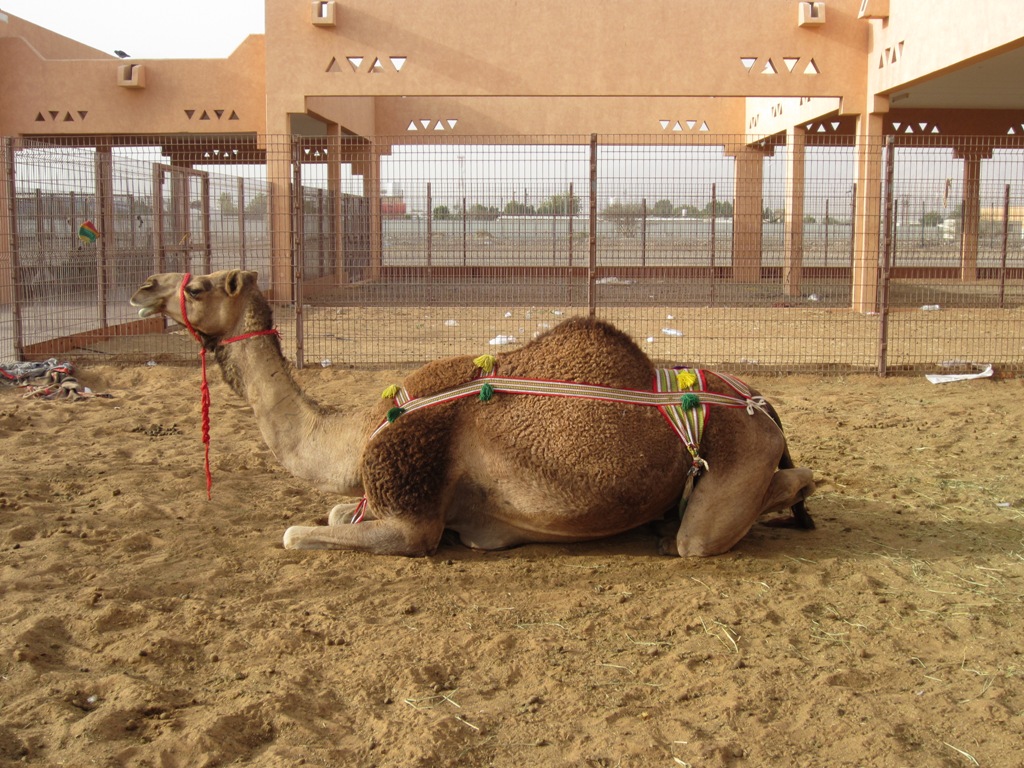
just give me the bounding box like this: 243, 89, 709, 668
0, 359, 111, 401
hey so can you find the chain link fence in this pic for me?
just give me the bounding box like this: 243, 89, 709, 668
2, 133, 1022, 374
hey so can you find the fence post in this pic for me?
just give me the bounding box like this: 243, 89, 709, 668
94, 142, 113, 328
201, 174, 212, 274
152, 165, 164, 273
291, 137, 305, 369
823, 197, 829, 267
567, 181, 575, 306
641, 197, 647, 268
999, 184, 1010, 308
237, 177, 247, 270
877, 136, 896, 377
426, 182, 433, 301
1, 137, 25, 359
588, 134, 597, 318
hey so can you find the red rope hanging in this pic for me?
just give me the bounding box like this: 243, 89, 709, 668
177, 274, 280, 499
178, 274, 213, 499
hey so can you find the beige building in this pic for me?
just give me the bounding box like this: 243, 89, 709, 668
2, 0, 1023, 317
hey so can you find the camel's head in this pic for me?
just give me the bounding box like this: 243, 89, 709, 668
130, 269, 261, 340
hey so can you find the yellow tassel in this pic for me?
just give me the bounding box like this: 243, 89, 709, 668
473, 354, 496, 375
676, 370, 697, 390
381, 384, 400, 400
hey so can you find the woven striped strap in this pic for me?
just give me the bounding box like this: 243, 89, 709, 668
373, 368, 770, 472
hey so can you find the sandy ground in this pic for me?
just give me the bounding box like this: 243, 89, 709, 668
1, 358, 1023, 767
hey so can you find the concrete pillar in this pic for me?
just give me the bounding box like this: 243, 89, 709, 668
783, 126, 806, 297
955, 146, 992, 282
731, 146, 767, 283
851, 113, 884, 313
353, 141, 383, 280
266, 135, 295, 302
326, 124, 347, 285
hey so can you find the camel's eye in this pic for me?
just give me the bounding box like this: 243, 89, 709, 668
185, 286, 202, 299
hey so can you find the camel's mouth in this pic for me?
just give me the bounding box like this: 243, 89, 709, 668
129, 284, 168, 319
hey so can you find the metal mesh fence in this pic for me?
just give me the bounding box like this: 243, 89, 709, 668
2, 133, 1022, 374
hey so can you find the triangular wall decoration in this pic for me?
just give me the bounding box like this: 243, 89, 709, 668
229, 111, 239, 120
326, 57, 343, 73
390, 56, 407, 71
762, 58, 777, 74
347, 56, 363, 72
740, 57, 757, 73
783, 58, 799, 72
804, 58, 820, 74
185, 109, 196, 119
78, 111, 88, 120
369, 57, 385, 73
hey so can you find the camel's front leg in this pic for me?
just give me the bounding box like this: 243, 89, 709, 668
283, 516, 445, 557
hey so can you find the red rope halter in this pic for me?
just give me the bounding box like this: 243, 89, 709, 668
178, 273, 279, 499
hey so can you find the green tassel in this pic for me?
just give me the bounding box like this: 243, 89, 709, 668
386, 406, 405, 423
479, 383, 494, 402
681, 393, 701, 411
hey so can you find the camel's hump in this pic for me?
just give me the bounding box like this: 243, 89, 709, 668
402, 317, 654, 398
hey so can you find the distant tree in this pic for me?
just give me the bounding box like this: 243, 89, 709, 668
433, 204, 452, 220
920, 210, 943, 227
603, 201, 643, 237
503, 200, 536, 216
218, 192, 237, 216
536, 192, 580, 216
466, 203, 500, 220
245, 193, 268, 216
651, 198, 677, 217
702, 200, 733, 218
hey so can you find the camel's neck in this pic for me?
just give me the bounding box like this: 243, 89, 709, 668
212, 297, 369, 494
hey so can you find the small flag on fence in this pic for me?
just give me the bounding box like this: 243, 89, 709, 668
78, 220, 100, 244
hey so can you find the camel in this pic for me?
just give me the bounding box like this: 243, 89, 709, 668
130, 269, 815, 557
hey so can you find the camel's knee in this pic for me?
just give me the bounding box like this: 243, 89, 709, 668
761, 468, 815, 516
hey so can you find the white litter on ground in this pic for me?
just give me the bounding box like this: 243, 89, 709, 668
925, 364, 993, 384
489, 335, 517, 346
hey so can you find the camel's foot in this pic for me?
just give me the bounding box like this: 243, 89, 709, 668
761, 468, 816, 520
283, 517, 444, 557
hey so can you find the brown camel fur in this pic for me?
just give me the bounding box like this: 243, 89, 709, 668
130, 270, 815, 557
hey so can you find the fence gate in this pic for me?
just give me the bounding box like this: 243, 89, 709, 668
152, 163, 211, 275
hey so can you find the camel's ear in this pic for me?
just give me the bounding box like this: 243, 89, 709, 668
224, 270, 258, 297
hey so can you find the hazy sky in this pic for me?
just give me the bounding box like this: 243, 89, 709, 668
1, 0, 265, 59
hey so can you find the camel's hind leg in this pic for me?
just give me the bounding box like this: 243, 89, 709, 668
665, 466, 814, 558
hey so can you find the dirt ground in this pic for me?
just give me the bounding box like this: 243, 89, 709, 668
1, 357, 1022, 767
